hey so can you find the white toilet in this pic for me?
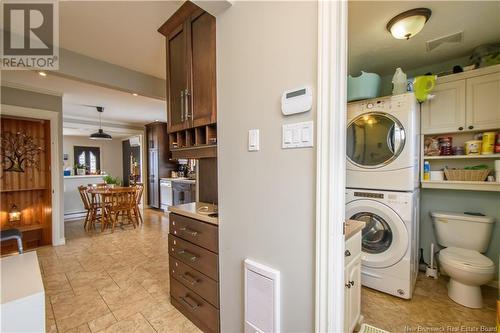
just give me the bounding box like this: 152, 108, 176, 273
431, 211, 496, 308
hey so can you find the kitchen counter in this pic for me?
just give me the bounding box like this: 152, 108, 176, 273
160, 177, 196, 184
345, 219, 365, 240
64, 174, 106, 179
169, 202, 218, 225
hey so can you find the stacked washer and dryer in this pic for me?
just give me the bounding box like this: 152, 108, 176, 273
345, 93, 420, 299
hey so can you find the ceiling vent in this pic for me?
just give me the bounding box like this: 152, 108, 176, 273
426, 31, 464, 52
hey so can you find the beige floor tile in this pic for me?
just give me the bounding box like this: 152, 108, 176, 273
65, 323, 91, 333
98, 283, 152, 312
43, 273, 73, 296
46, 318, 58, 333
87, 313, 117, 333
52, 292, 110, 332
66, 270, 118, 295
101, 313, 155, 333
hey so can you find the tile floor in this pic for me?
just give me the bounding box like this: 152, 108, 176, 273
362, 273, 498, 332
36, 209, 201, 333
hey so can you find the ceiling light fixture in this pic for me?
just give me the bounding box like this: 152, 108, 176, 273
89, 106, 112, 140
132, 93, 138, 96
38, 71, 47, 77
387, 8, 431, 40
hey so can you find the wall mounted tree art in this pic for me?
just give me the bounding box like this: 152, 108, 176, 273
1, 131, 43, 173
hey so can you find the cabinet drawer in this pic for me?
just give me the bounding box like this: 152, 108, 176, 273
170, 255, 219, 307
170, 213, 218, 253
345, 231, 362, 267
170, 278, 219, 333
169, 234, 219, 281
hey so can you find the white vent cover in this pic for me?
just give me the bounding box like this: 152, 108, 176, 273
426, 31, 464, 52
244, 259, 280, 333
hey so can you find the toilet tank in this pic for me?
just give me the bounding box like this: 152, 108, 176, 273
431, 211, 495, 253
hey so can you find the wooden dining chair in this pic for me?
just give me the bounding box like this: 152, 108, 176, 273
133, 183, 144, 224
104, 188, 139, 232
78, 185, 93, 230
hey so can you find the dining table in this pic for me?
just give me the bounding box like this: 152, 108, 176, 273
87, 185, 130, 231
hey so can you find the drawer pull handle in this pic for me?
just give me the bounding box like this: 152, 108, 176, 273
345, 250, 351, 257
180, 295, 199, 311
177, 249, 198, 262
180, 227, 198, 237
179, 273, 199, 286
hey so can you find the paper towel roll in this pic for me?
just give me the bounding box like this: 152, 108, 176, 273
495, 160, 500, 171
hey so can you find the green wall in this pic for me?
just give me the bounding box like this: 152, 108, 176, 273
420, 189, 500, 278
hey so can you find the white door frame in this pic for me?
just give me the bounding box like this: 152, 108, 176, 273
1, 104, 65, 246
315, 1, 348, 332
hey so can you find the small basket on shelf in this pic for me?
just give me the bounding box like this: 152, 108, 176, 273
444, 168, 491, 182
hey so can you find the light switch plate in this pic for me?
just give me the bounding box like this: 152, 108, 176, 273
248, 129, 260, 151
282, 121, 313, 149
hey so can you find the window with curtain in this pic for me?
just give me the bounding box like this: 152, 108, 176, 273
74, 146, 101, 173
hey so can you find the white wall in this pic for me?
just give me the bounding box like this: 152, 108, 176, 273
63, 135, 123, 180
217, 2, 317, 332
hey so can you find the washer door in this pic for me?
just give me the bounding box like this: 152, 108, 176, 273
347, 112, 406, 169
346, 200, 408, 268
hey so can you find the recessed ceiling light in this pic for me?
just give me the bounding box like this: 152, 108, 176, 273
132, 93, 138, 96
387, 8, 431, 40
154, 119, 159, 122
38, 71, 47, 77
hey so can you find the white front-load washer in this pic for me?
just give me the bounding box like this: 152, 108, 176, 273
346, 93, 420, 192
345, 188, 419, 299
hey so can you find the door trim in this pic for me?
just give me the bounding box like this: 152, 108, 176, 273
315, 1, 348, 332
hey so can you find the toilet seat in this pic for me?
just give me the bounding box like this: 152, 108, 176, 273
440, 247, 494, 273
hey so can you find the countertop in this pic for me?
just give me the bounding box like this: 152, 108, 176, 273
1, 252, 44, 304
64, 175, 105, 179
169, 202, 218, 225
160, 177, 196, 184
345, 219, 365, 240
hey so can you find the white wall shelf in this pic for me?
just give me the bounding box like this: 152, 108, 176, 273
421, 180, 500, 192
423, 154, 500, 160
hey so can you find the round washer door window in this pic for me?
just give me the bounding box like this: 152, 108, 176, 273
346, 200, 409, 268
347, 112, 406, 168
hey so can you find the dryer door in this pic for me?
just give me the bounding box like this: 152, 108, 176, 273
346, 200, 409, 268
347, 112, 406, 169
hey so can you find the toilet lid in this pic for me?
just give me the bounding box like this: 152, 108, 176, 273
440, 247, 494, 270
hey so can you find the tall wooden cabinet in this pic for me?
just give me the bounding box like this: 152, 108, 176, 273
159, 1, 217, 159
421, 65, 500, 134
145, 122, 176, 209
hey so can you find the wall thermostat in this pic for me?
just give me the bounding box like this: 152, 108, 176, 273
281, 86, 312, 115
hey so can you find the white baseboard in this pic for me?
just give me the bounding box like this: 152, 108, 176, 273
64, 211, 86, 221
53, 237, 66, 246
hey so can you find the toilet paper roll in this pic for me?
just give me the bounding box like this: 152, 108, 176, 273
430, 171, 444, 181
495, 160, 500, 171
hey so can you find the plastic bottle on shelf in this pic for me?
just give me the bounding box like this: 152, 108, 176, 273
423, 161, 431, 181
392, 67, 407, 95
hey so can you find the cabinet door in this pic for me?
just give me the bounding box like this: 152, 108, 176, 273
421, 80, 466, 134
166, 24, 189, 133
466, 72, 500, 131
188, 11, 216, 127
344, 256, 361, 333
148, 149, 159, 208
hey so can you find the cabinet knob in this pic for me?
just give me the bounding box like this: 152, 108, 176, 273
345, 281, 354, 288
345, 250, 351, 257
468, 125, 474, 130
458, 127, 463, 131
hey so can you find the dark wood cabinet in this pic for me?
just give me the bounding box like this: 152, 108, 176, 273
159, 2, 217, 160
145, 122, 176, 208
169, 213, 219, 333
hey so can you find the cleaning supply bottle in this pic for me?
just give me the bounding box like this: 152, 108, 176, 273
423, 161, 431, 181
392, 67, 407, 95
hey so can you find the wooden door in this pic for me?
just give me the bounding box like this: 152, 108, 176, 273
421, 80, 466, 134
466, 72, 500, 131
188, 11, 216, 127
166, 24, 189, 133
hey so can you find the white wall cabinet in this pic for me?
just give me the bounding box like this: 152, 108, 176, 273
421, 65, 500, 134
466, 72, 500, 131
421, 81, 466, 134
344, 231, 362, 333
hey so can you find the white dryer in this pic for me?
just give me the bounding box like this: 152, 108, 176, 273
346, 93, 420, 192
345, 188, 419, 299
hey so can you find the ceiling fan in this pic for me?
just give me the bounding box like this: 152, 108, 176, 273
81, 105, 112, 140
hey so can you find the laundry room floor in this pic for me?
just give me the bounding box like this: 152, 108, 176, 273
361, 273, 497, 332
